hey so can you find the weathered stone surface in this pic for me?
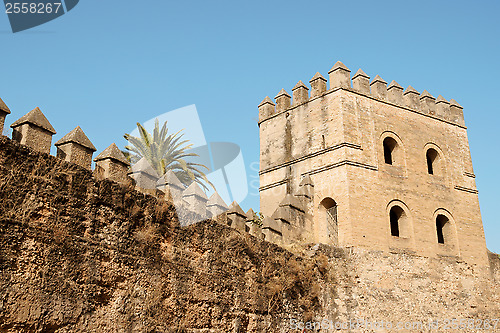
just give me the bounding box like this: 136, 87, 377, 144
370, 74, 388, 100
259, 63, 487, 268
420, 89, 437, 115
435, 94, 451, 118
94, 142, 129, 165
226, 201, 247, 232
94, 143, 130, 184
450, 98, 465, 126
0, 97, 11, 135
128, 158, 159, 193
274, 88, 291, 112
309, 72, 327, 98
328, 61, 351, 89
182, 182, 208, 219
0, 137, 325, 332
207, 192, 228, 217
245, 208, 264, 239
0, 97, 10, 114
352, 68, 370, 94
0, 135, 499, 332
387, 80, 404, 104
10, 107, 56, 154
258, 96, 275, 122
292, 80, 309, 106
11, 107, 56, 134
403, 85, 420, 109
55, 126, 96, 170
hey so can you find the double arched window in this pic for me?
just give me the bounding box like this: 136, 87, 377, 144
387, 203, 457, 253
380, 134, 445, 176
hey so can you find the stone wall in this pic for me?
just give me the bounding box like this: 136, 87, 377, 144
313, 245, 500, 332
258, 61, 488, 268
0, 135, 499, 332
12, 123, 53, 154
0, 136, 320, 332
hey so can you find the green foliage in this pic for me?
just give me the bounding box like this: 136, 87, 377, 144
250, 211, 264, 227
123, 119, 214, 191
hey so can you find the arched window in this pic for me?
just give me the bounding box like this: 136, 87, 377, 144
320, 198, 338, 245
436, 214, 449, 244
433, 210, 458, 255
383, 137, 398, 165
426, 148, 439, 175
389, 206, 404, 237
388, 205, 412, 239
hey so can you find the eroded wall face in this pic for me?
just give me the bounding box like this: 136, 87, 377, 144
259, 88, 488, 267
0, 113, 6, 135
96, 159, 129, 184
260, 93, 346, 216
57, 143, 93, 170
341, 90, 487, 266
13, 124, 52, 154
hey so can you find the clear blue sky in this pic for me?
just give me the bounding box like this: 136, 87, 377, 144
1, 0, 499, 252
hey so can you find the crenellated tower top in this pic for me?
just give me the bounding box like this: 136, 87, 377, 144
258, 61, 465, 127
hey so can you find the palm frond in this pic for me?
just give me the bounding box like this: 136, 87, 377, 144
124, 120, 215, 191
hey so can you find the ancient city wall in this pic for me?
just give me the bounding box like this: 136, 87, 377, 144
258, 61, 487, 268
0, 136, 498, 332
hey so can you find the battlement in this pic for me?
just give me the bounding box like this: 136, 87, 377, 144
258, 60, 487, 267
0, 99, 265, 240
258, 61, 465, 127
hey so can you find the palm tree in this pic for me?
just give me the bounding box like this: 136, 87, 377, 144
123, 119, 214, 191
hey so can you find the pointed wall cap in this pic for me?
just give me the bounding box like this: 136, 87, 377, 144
160, 170, 185, 188
295, 186, 311, 197
246, 208, 256, 220
449, 99, 463, 109
55, 126, 96, 151
436, 95, 449, 104
183, 182, 208, 200
292, 80, 309, 91
328, 61, 351, 74
94, 143, 129, 165
157, 170, 183, 188
262, 216, 281, 232
275, 88, 291, 99
370, 75, 387, 85
228, 201, 246, 217
309, 72, 327, 83
404, 86, 419, 95
279, 193, 305, 212
258, 96, 275, 107
299, 174, 314, 187
207, 192, 228, 208
0, 97, 11, 114
130, 157, 159, 177
11, 107, 56, 134
420, 90, 435, 100
352, 68, 370, 80
387, 80, 403, 90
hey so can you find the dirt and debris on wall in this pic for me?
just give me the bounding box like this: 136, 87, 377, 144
0, 136, 499, 333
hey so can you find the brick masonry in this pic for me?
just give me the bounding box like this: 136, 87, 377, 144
259, 61, 488, 268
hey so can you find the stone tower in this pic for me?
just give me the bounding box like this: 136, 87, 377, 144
258, 61, 488, 267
